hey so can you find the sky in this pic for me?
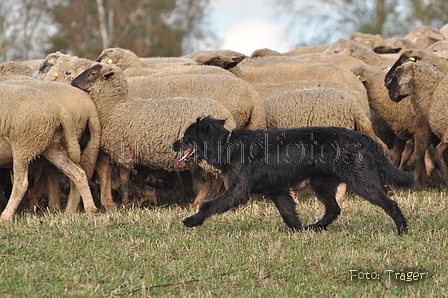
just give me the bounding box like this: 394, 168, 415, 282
207, 0, 341, 56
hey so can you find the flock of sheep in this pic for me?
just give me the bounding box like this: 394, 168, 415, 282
1, 24, 448, 221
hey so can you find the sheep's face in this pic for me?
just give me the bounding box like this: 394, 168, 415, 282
71, 64, 109, 93
386, 63, 414, 102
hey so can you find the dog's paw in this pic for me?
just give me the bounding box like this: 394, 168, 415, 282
305, 224, 327, 232
183, 214, 205, 227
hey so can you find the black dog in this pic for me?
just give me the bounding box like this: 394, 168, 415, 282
171, 117, 413, 235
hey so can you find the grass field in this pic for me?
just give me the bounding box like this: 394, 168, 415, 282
0, 186, 447, 297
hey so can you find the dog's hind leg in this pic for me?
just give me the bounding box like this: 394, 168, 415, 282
347, 179, 407, 235
267, 191, 302, 231
306, 175, 341, 231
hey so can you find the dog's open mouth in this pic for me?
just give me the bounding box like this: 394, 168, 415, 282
177, 149, 195, 166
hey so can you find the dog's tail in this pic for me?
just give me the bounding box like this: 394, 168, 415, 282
362, 134, 414, 188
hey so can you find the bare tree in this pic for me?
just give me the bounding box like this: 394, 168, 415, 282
271, 0, 448, 46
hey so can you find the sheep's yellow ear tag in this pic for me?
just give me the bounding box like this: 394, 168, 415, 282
107, 59, 113, 64
365, 41, 370, 44
409, 57, 416, 61
53, 72, 59, 77
437, 54, 443, 57
356, 75, 361, 79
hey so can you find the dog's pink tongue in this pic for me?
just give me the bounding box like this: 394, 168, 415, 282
177, 150, 191, 167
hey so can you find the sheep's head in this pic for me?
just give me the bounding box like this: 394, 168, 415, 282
404, 26, 445, 50
385, 62, 415, 102
426, 41, 448, 59
322, 39, 353, 55
384, 50, 422, 87
96, 47, 138, 65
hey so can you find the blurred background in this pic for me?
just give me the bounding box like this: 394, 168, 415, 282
1, 0, 447, 62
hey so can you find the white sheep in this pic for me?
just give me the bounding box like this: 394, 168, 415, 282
386, 60, 448, 187
127, 73, 266, 130
0, 61, 32, 76
0, 75, 102, 211
0, 83, 97, 220
322, 38, 399, 67
404, 26, 445, 50
351, 64, 434, 189
71, 63, 237, 209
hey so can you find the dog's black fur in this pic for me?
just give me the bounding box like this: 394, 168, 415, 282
171, 117, 414, 235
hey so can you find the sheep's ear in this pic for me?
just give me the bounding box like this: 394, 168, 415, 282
397, 66, 414, 85
102, 70, 115, 80
117, 64, 130, 71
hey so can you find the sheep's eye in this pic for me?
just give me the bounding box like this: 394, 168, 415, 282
333, 50, 340, 54
65, 70, 71, 76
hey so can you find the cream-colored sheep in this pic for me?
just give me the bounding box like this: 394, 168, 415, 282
127, 73, 266, 129
386, 60, 448, 187
0, 61, 32, 76
0, 83, 97, 220
71, 63, 237, 209
282, 44, 329, 56
351, 64, 434, 189
404, 26, 445, 50
425, 40, 448, 59
322, 38, 399, 67
0, 75, 101, 211
349, 32, 385, 50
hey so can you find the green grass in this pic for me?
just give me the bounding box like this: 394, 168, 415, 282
0, 189, 447, 297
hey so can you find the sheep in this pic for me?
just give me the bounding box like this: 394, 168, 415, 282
30, 52, 95, 83
71, 62, 237, 209
425, 41, 448, 59
0, 61, 32, 76
350, 64, 434, 189
0, 75, 102, 211
0, 83, 97, 220
199, 54, 392, 151
385, 60, 448, 187
322, 38, 399, 67
349, 32, 385, 50
250, 48, 282, 58
300, 54, 367, 69
404, 25, 445, 50
385, 49, 448, 83
282, 44, 329, 56
127, 73, 266, 130
440, 23, 448, 40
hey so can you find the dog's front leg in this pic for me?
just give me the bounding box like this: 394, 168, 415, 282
183, 183, 250, 227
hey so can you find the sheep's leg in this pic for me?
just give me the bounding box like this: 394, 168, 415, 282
119, 166, 131, 207
28, 169, 47, 211
44, 166, 62, 212
42, 146, 97, 215
391, 138, 407, 168
190, 170, 211, 209
412, 140, 430, 190
434, 142, 448, 187
398, 140, 414, 170
95, 153, 117, 210
1, 161, 29, 221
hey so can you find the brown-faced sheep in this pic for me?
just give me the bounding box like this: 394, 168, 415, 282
404, 26, 445, 50
386, 60, 448, 187
0, 83, 97, 220
0, 75, 102, 211
351, 64, 433, 189
71, 63, 237, 209
127, 73, 266, 130
0, 61, 32, 76
322, 38, 399, 67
